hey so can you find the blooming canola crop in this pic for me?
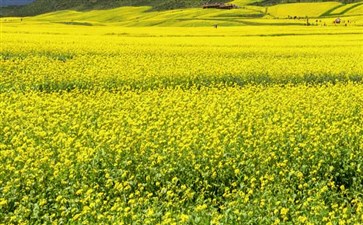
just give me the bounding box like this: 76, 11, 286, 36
1, 24, 363, 224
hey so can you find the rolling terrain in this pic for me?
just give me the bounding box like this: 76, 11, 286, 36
1, 0, 363, 26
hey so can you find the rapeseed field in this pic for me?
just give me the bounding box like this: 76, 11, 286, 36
1, 23, 363, 224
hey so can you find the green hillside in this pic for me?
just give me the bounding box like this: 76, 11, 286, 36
1, 0, 362, 25
254, 0, 359, 6
267, 2, 341, 17
1, 0, 360, 17
0, 0, 233, 16
1, 1, 359, 27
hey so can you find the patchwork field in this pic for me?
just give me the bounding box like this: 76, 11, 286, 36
1, 21, 363, 224
2, 0, 363, 26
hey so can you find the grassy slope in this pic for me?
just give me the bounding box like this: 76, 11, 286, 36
267, 1, 363, 17
4, 0, 355, 27
1, 0, 362, 26
329, 2, 362, 14
267, 2, 342, 17
346, 3, 363, 14
1, 0, 360, 17
0, 0, 232, 16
